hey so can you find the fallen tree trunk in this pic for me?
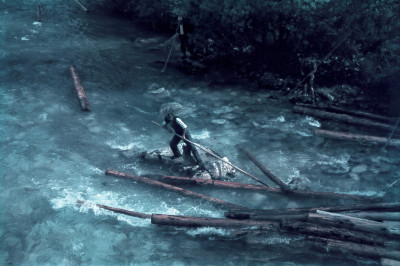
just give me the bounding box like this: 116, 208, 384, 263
296, 103, 396, 124
308, 210, 396, 237
226, 202, 400, 219
344, 212, 400, 222
282, 220, 386, 246
151, 214, 278, 228
69, 65, 90, 111
161, 176, 379, 201
314, 128, 400, 147
293, 105, 393, 131
309, 236, 400, 260
240, 147, 292, 192
77, 200, 151, 219
105, 169, 243, 209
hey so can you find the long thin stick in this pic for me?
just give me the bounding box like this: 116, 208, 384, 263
384, 115, 400, 150
161, 31, 178, 73
73, 0, 89, 13
152, 121, 270, 187
77, 200, 151, 219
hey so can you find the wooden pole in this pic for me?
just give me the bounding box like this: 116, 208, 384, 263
69, 65, 90, 111
240, 147, 292, 192
296, 103, 396, 124
73, 0, 89, 13
314, 128, 400, 147
152, 121, 270, 187
293, 105, 394, 131
151, 214, 278, 228
161, 176, 379, 201
77, 200, 151, 219
343, 212, 400, 222
105, 169, 243, 209
226, 202, 400, 219
309, 236, 400, 260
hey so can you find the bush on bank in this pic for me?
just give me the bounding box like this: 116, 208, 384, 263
101, 0, 400, 99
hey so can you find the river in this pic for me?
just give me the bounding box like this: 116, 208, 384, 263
1, 1, 399, 265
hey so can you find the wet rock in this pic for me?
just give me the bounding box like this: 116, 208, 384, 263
350, 172, 360, 181
351, 164, 368, 173
211, 119, 227, 125
144, 83, 170, 98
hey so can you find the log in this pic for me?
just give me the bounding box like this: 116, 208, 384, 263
226, 202, 400, 219
314, 128, 400, 147
151, 214, 278, 228
37, 4, 43, 22
308, 210, 398, 237
293, 105, 394, 131
282, 220, 385, 246
161, 176, 379, 201
77, 200, 151, 219
69, 65, 90, 111
344, 212, 400, 222
309, 236, 400, 260
296, 103, 396, 124
73, 0, 89, 12
240, 147, 292, 192
105, 169, 243, 209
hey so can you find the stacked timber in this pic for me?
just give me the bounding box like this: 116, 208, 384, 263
225, 202, 400, 260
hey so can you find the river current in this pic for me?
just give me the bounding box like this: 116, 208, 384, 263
1, 1, 399, 265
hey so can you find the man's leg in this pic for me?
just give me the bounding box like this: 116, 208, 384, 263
169, 135, 182, 158
184, 133, 203, 166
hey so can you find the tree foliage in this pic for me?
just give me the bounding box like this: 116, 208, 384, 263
103, 0, 400, 91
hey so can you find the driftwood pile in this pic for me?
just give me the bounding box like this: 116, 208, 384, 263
293, 103, 400, 148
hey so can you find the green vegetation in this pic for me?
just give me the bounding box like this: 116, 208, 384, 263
102, 0, 400, 97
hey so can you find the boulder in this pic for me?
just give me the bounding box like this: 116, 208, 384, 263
144, 83, 170, 98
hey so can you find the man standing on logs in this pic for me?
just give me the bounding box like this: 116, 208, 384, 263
162, 113, 203, 167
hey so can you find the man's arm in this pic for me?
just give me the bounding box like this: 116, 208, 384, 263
162, 121, 173, 134
176, 118, 188, 139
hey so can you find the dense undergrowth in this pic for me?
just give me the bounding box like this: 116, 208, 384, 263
100, 0, 400, 112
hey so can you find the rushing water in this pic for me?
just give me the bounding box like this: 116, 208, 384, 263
1, 1, 399, 265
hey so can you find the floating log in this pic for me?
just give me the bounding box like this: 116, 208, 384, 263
77, 200, 151, 219
73, 0, 89, 12
293, 105, 393, 131
151, 214, 278, 228
226, 202, 400, 219
282, 220, 385, 246
308, 210, 395, 237
161, 176, 379, 201
314, 128, 400, 147
105, 169, 243, 209
296, 103, 396, 124
240, 147, 292, 192
344, 212, 400, 222
37, 5, 43, 22
309, 236, 400, 260
69, 65, 90, 111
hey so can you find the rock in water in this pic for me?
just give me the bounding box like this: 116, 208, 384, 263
144, 83, 170, 98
